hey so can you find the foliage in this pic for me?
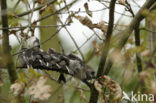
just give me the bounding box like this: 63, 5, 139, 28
0, 0, 156, 103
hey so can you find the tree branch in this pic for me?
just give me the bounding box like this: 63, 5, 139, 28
1, 0, 18, 83
89, 0, 155, 102
116, 0, 155, 50
89, 0, 117, 103
104, 0, 155, 75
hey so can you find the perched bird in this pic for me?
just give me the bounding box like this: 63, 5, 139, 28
25, 36, 40, 51
84, 65, 95, 80
18, 37, 95, 81
48, 48, 68, 83
68, 54, 95, 80
19, 36, 41, 68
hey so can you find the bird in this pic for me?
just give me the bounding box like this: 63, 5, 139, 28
68, 54, 95, 80
18, 37, 95, 81
25, 36, 40, 51
19, 36, 41, 68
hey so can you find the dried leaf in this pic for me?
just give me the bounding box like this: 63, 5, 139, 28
84, 3, 92, 17
138, 70, 150, 81
36, 0, 45, 4
118, 0, 126, 5
75, 16, 107, 33
79, 89, 88, 103
110, 50, 125, 66
94, 80, 103, 93
92, 41, 100, 55
98, 21, 107, 33
98, 76, 122, 101
141, 50, 151, 57
39, 5, 47, 15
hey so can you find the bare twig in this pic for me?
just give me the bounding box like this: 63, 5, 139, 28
59, 19, 85, 62
73, 34, 95, 53
132, 0, 141, 8
12, 0, 21, 12
140, 27, 156, 33
125, 0, 135, 17
124, 0, 143, 73
14, 0, 57, 17
115, 0, 155, 50
33, 0, 76, 23
10, 0, 76, 34
104, 0, 156, 75
0, 24, 67, 30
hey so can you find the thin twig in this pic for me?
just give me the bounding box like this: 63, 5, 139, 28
125, 0, 135, 17
14, 0, 57, 17
0, 65, 92, 87
59, 19, 85, 62
73, 34, 95, 53
140, 27, 156, 33
12, 0, 21, 12
104, 0, 156, 76
0, 24, 67, 30
33, 0, 76, 23
132, 0, 141, 8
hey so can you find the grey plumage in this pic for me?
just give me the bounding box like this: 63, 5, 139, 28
67, 54, 95, 80
19, 36, 95, 80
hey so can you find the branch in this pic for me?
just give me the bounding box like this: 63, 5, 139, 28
97, 0, 116, 77
33, 0, 76, 23
134, 20, 142, 72
104, 0, 155, 75
14, 0, 57, 17
59, 19, 85, 62
0, 24, 67, 30
1, 0, 18, 83
116, 0, 155, 50
125, 0, 143, 72
140, 27, 156, 33
89, 0, 117, 103
11, 0, 76, 33
15, 47, 94, 87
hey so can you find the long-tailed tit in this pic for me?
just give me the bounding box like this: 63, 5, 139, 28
26, 36, 40, 50
68, 54, 95, 80
19, 36, 40, 68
